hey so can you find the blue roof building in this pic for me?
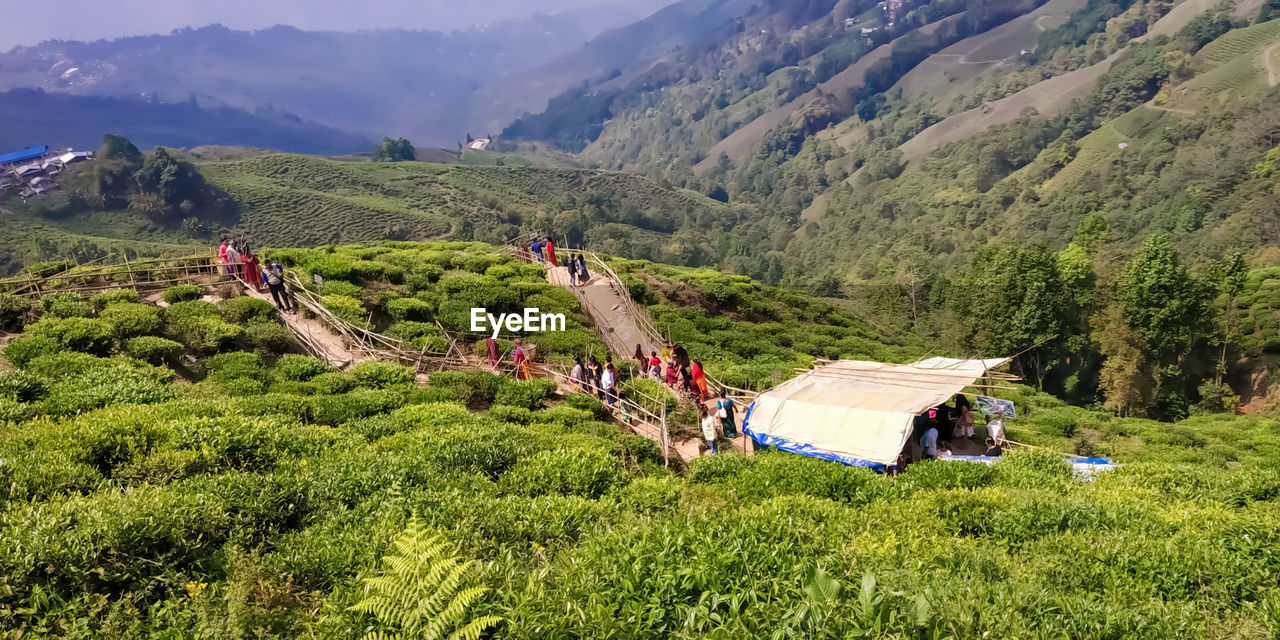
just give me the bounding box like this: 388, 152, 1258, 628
0, 145, 51, 166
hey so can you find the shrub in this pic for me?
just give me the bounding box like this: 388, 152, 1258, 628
244, 321, 293, 355
3, 335, 62, 367
98, 302, 162, 338
503, 448, 626, 498
494, 378, 557, 410
349, 361, 415, 389
124, 336, 184, 364
233, 393, 313, 422
563, 393, 607, 418
406, 263, 444, 291
310, 389, 406, 425
40, 361, 175, 414
322, 294, 369, 327
385, 296, 433, 322
89, 288, 140, 311
205, 351, 266, 383
39, 291, 92, 319
25, 317, 115, 355
162, 283, 205, 304
219, 296, 278, 324
318, 279, 364, 299
311, 371, 355, 395
386, 321, 449, 351
487, 405, 533, 424
993, 448, 1074, 489
0, 370, 49, 403
406, 386, 456, 404
0, 293, 33, 331
165, 301, 243, 352
274, 354, 334, 381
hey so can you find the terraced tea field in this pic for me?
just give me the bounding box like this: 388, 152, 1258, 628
200, 154, 726, 249
1162, 19, 1280, 111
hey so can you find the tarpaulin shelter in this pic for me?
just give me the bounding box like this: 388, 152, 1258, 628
742, 356, 1013, 470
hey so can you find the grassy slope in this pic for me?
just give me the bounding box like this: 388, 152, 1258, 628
691, 14, 969, 175
891, 0, 1088, 105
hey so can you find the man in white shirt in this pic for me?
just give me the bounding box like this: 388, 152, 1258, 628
601, 366, 616, 405
920, 426, 938, 460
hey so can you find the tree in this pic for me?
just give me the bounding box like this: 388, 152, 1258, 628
94, 134, 143, 203
1095, 303, 1151, 416
372, 137, 417, 162
952, 245, 1076, 387
133, 147, 206, 209
1115, 235, 1208, 363
1204, 251, 1246, 385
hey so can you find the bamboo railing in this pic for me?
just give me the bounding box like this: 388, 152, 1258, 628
504, 241, 757, 403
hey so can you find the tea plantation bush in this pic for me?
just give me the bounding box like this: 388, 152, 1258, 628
4, 242, 1280, 638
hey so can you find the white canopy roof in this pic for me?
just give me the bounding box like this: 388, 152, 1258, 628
743, 356, 1011, 467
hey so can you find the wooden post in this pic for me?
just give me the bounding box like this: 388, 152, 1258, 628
661, 401, 669, 469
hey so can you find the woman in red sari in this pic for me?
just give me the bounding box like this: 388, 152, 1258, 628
545, 239, 558, 267
243, 250, 263, 290
690, 360, 709, 402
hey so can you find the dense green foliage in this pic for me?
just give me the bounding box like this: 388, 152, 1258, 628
3, 248, 1280, 637
370, 137, 417, 163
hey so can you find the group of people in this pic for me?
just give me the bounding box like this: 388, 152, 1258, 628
218, 237, 294, 313
569, 355, 619, 405
637, 342, 711, 403
529, 236, 592, 286
908, 395, 1008, 466
699, 392, 737, 454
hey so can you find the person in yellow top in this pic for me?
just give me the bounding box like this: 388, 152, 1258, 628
660, 344, 673, 361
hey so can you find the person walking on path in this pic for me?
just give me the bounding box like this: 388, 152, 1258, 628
568, 254, 579, 286
224, 241, 242, 282
570, 357, 586, 392
648, 351, 662, 380
602, 362, 618, 405
691, 360, 709, 402
218, 237, 230, 278
545, 239, 558, 268
700, 405, 719, 455
513, 339, 530, 381
576, 254, 590, 285
673, 344, 689, 370
263, 261, 294, 313
243, 248, 263, 291
634, 344, 647, 373
531, 239, 544, 264
715, 391, 737, 438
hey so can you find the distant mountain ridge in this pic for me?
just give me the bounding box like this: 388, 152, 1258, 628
0, 0, 674, 147
0, 88, 372, 154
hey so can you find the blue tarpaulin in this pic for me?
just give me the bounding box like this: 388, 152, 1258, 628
0, 145, 50, 165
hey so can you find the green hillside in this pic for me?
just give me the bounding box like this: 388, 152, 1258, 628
3, 241, 1280, 637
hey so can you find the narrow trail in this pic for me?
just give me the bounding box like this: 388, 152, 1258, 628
547, 264, 660, 357
239, 283, 364, 369
532, 250, 756, 460
1264, 41, 1279, 88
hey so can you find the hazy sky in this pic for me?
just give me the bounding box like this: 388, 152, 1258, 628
1, 0, 642, 48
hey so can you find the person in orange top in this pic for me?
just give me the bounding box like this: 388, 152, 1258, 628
545, 239, 557, 267
690, 360, 709, 402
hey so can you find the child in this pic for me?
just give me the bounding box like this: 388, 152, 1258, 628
700, 405, 718, 455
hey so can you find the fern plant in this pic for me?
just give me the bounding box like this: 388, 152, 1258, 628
349, 517, 501, 640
